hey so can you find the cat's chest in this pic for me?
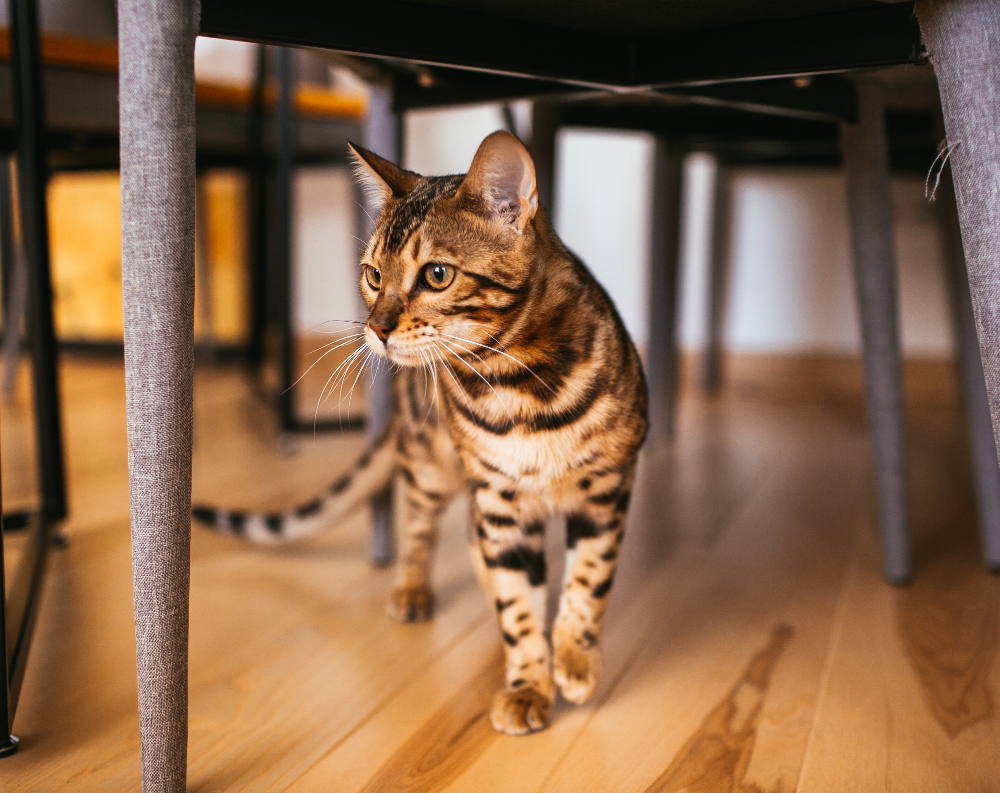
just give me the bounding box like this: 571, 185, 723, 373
446, 415, 581, 484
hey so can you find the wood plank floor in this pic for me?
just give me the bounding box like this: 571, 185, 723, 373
3, 357, 999, 791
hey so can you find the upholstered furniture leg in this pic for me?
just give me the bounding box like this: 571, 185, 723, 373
530, 100, 559, 218
938, 168, 1000, 570
841, 79, 911, 584
645, 139, 684, 442
118, 1, 199, 789
916, 1, 1000, 566
365, 83, 399, 567
702, 157, 733, 394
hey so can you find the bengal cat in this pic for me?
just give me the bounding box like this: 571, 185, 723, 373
194, 131, 648, 735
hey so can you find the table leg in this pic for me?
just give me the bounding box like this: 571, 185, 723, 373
841, 79, 911, 585
118, 0, 199, 789
364, 83, 400, 568
937, 166, 1000, 571
645, 139, 684, 442
274, 47, 298, 433
530, 100, 559, 219
702, 157, 733, 394
247, 43, 268, 372
916, 0, 1000, 571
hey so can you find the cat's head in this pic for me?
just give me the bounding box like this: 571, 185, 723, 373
349, 131, 540, 367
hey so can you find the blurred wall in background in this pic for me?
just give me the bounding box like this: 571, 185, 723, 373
404, 106, 953, 358
43, 36, 955, 364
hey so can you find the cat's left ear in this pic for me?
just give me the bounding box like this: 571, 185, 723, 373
348, 143, 420, 216
458, 131, 538, 234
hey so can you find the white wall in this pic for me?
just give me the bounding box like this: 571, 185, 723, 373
293, 169, 365, 331
194, 37, 258, 87
553, 130, 655, 346
404, 105, 508, 175
292, 100, 954, 361
678, 162, 953, 357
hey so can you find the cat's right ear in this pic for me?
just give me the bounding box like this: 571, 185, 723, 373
348, 143, 420, 216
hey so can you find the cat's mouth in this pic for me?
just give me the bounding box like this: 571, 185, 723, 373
364, 329, 427, 368
369, 334, 463, 371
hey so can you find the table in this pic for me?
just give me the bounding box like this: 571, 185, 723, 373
117, 1, 1000, 789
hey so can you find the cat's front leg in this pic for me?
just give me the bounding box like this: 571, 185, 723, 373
553, 470, 633, 704
472, 489, 554, 735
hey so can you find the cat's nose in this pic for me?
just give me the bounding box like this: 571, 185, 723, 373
369, 317, 397, 343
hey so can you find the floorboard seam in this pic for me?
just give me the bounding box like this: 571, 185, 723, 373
282, 610, 491, 792
793, 533, 861, 792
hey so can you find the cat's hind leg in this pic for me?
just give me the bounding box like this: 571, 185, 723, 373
387, 462, 454, 623
553, 469, 633, 704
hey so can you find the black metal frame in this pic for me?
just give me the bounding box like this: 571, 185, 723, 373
2, 0, 67, 756
2, 512, 53, 757
10, 0, 65, 523
275, 47, 296, 433
244, 46, 368, 435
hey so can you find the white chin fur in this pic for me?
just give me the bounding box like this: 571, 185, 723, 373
364, 327, 388, 357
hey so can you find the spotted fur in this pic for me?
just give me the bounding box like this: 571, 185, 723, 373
194, 132, 647, 735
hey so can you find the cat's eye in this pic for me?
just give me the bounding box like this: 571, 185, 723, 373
423, 263, 455, 290
364, 265, 382, 290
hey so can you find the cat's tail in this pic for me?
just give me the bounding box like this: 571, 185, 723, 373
191, 420, 398, 543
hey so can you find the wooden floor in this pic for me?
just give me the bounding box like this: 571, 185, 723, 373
3, 357, 999, 791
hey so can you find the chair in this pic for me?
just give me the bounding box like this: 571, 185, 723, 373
0, 9, 364, 754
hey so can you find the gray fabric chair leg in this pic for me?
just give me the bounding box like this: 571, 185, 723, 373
1, 244, 27, 397
841, 79, 911, 585
530, 100, 559, 218
364, 84, 399, 568
702, 158, 733, 394
118, 1, 199, 790
916, 2, 1000, 563
195, 176, 216, 362
645, 139, 684, 442
937, 168, 1000, 570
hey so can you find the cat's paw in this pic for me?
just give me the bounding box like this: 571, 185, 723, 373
489, 686, 554, 735
554, 642, 602, 704
387, 586, 435, 623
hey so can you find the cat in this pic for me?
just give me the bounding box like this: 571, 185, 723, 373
193, 131, 648, 735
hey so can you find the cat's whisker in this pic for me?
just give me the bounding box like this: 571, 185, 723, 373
313, 352, 355, 429
286, 335, 366, 394
335, 346, 370, 408
326, 350, 365, 429
343, 348, 375, 421
419, 350, 437, 428
431, 344, 475, 414
306, 333, 365, 356
438, 332, 556, 395
438, 338, 516, 425
318, 345, 369, 412
303, 318, 367, 335
332, 348, 373, 429
418, 348, 431, 404
421, 348, 441, 428
354, 199, 375, 226
318, 353, 361, 420
462, 320, 505, 346
437, 335, 502, 379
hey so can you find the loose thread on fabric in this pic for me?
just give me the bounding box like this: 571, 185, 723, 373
925, 139, 960, 202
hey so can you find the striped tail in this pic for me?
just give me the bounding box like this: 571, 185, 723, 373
192, 422, 397, 544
